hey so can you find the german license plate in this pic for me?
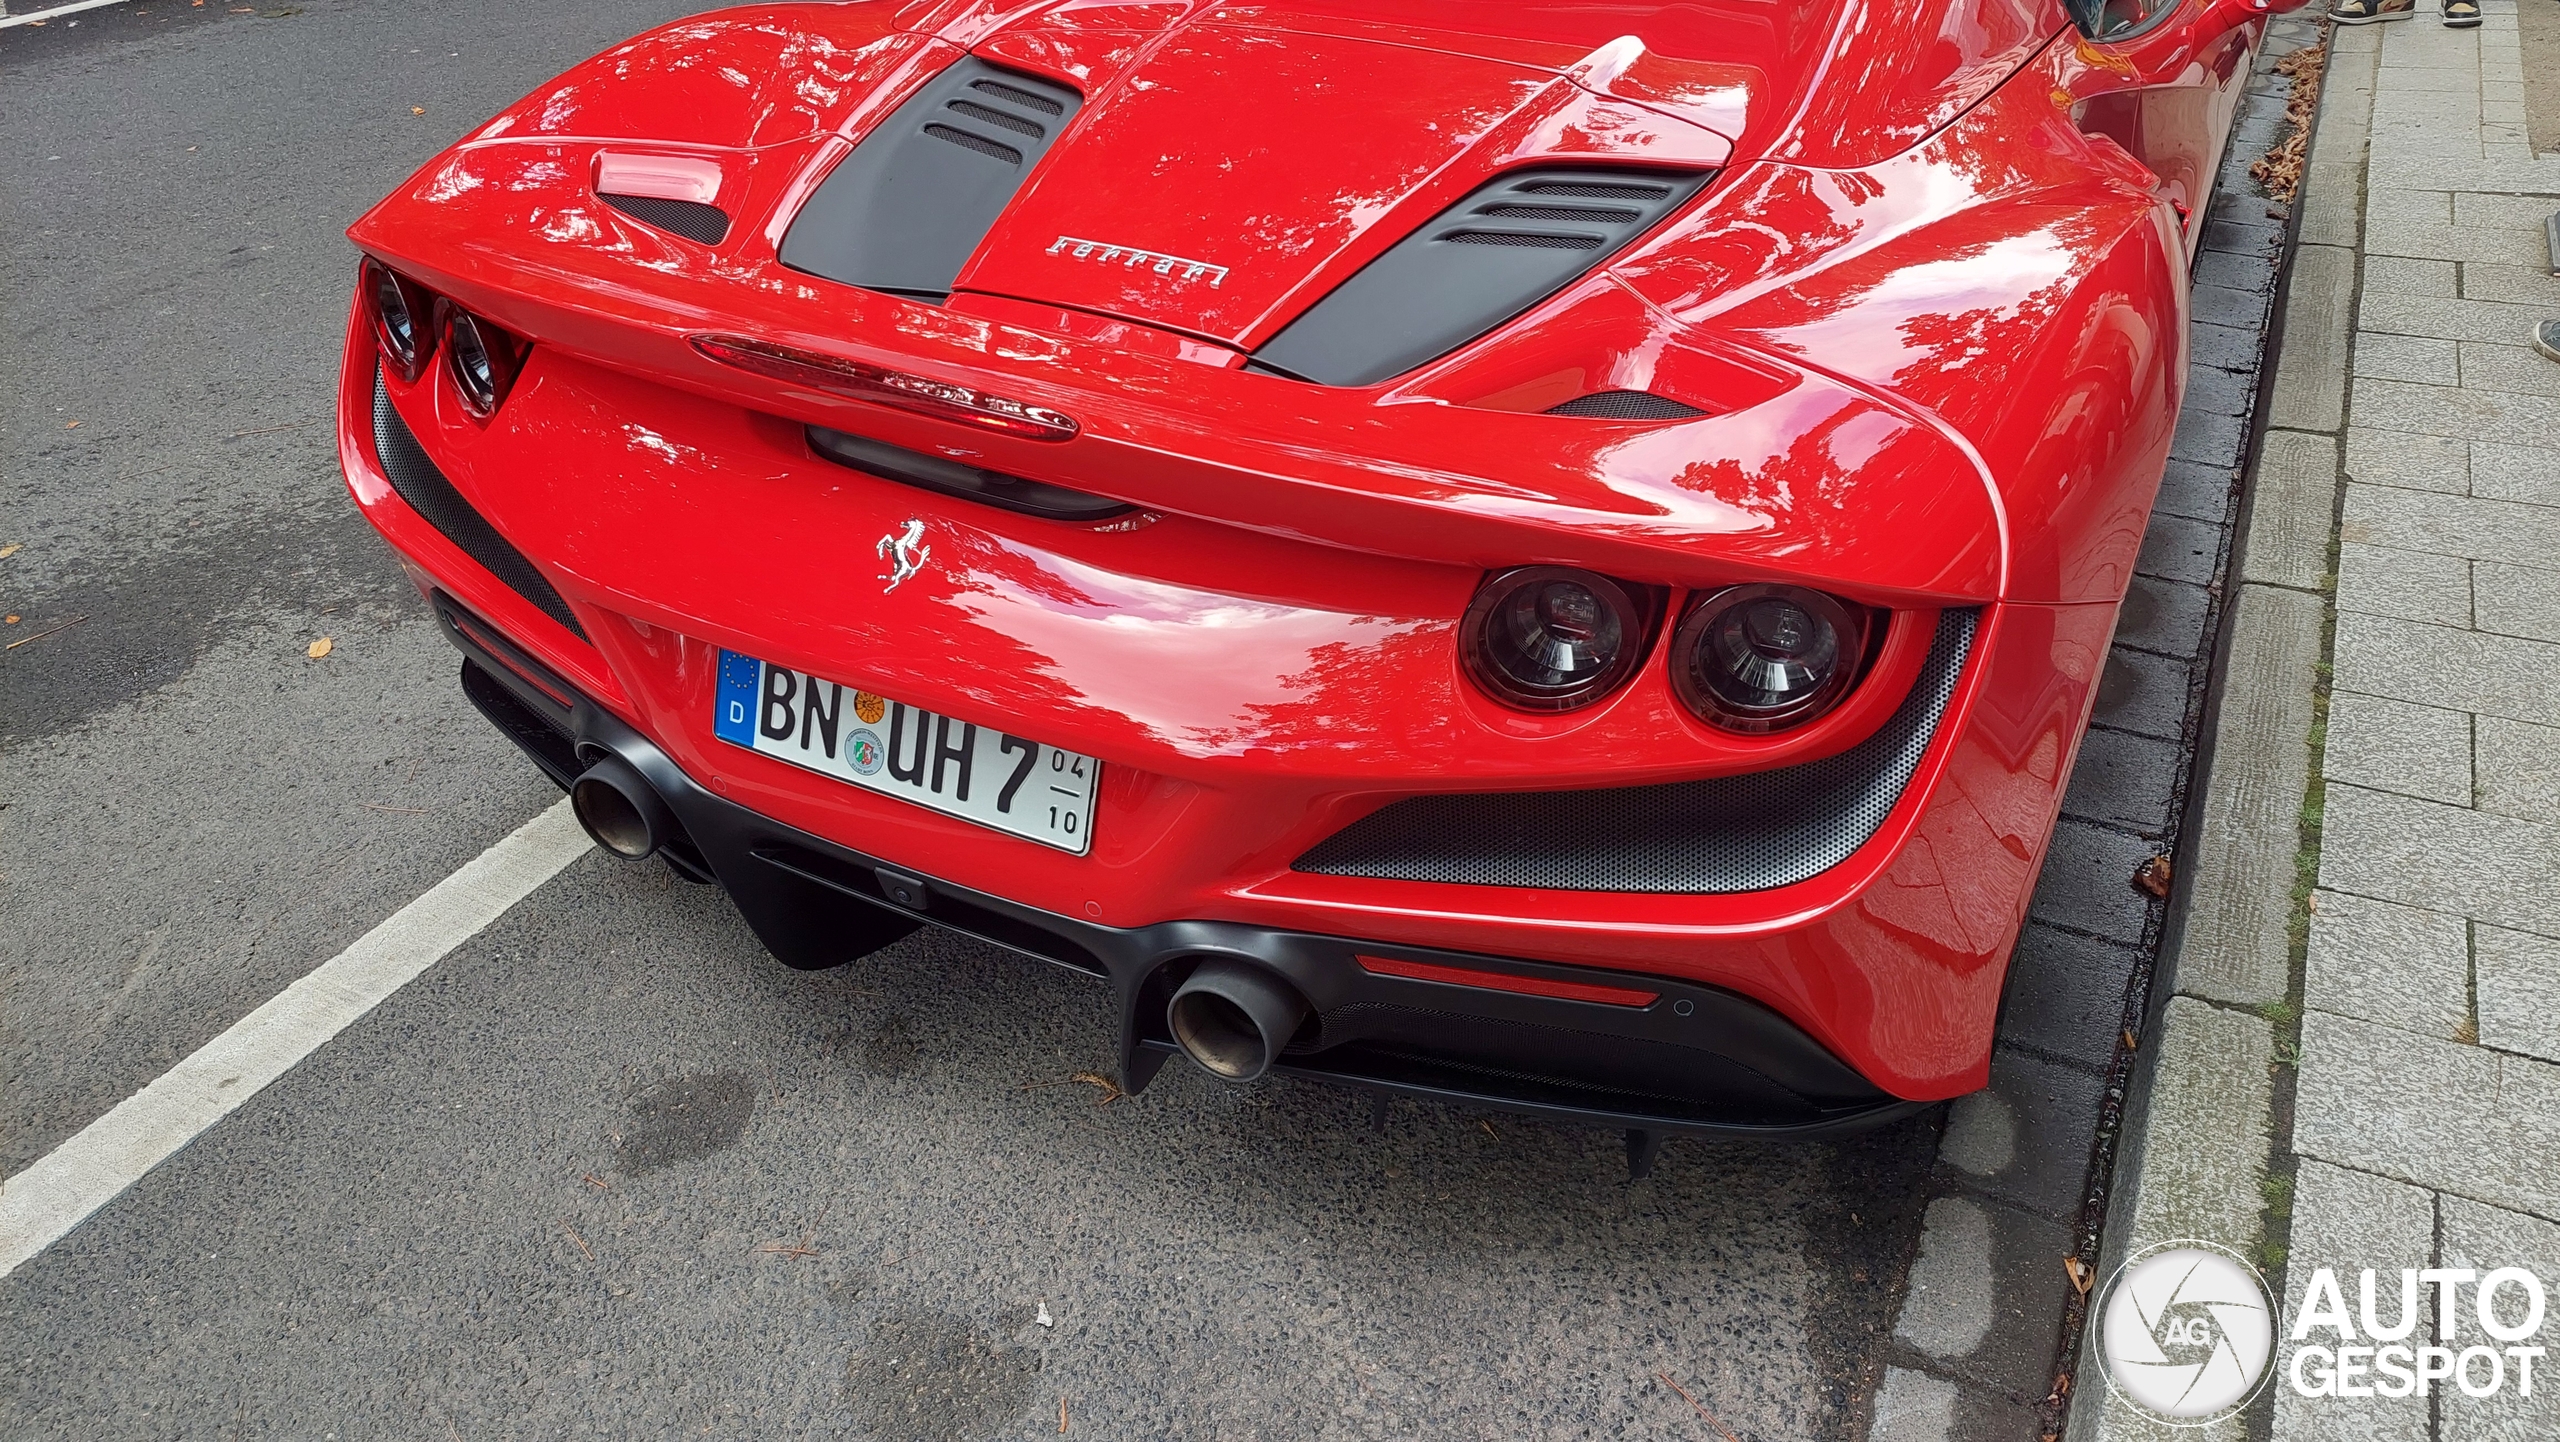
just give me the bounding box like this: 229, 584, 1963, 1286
711, 650, 1099, 854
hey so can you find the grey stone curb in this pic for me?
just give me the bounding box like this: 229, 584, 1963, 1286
2067, 23, 2374, 1442
1875, 18, 2328, 1439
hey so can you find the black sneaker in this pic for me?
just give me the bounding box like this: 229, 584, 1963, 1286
2333, 0, 2416, 20
2444, 0, 2482, 26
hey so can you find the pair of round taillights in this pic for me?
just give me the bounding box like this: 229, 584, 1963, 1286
1459, 567, 1872, 733
364, 258, 521, 419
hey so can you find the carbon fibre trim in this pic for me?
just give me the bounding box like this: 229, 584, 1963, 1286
598, 192, 731, 245
1293, 608, 1980, 893
1544, 391, 1706, 419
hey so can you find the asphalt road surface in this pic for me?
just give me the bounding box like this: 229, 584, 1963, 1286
0, 3, 1950, 1437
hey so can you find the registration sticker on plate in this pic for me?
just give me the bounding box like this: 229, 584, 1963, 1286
711, 650, 1099, 855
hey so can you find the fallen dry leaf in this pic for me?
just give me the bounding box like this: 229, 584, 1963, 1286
64, 421, 81, 430
2133, 854, 2173, 897
0, 544, 22, 560
412, 106, 426, 116
2249, 43, 2327, 204
307, 637, 333, 659
2064, 1255, 2095, 1295
4, 616, 17, 626
2123, 1027, 2140, 1052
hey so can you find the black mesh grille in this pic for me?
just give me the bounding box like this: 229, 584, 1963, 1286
1443, 230, 1603, 249
598, 192, 731, 245
1545, 391, 1707, 420
370, 371, 587, 640
923, 123, 1022, 165
946, 98, 1044, 137
1481, 204, 1643, 223
971, 78, 1064, 115
1294, 608, 1980, 893
1519, 179, 1678, 199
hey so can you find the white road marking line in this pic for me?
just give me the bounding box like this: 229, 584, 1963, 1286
0, 799, 591, 1277
1, 0, 141, 30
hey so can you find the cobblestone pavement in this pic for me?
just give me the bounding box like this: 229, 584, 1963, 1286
2280, 7, 2560, 1440
2076, 4, 2560, 1439
1878, 17, 2326, 1438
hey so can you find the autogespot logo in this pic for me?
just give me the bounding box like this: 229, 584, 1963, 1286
2094, 1242, 2279, 1424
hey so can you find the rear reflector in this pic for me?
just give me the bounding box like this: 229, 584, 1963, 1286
691, 335, 1079, 441
1353, 954, 1660, 1008
442, 603, 575, 712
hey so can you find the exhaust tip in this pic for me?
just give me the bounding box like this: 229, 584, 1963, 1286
571, 754, 673, 860
1168, 959, 1310, 1083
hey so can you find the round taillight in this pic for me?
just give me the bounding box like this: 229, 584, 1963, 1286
1672, 584, 1870, 733
442, 308, 519, 418
1460, 567, 1645, 712
364, 260, 429, 382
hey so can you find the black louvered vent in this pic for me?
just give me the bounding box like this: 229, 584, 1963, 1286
922, 123, 1022, 164
370, 370, 587, 641
1545, 392, 1708, 420
1254, 168, 1712, 386
1519, 179, 1676, 199
1446, 231, 1603, 249
598, 192, 732, 246
1294, 609, 1979, 894
779, 59, 1082, 300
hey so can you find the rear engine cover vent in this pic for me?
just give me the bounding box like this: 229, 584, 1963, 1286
1254, 168, 1710, 387
779, 59, 1082, 301
1545, 391, 1707, 420
598, 193, 731, 246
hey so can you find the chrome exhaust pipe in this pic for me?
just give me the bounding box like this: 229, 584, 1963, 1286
1168, 959, 1310, 1082
570, 753, 676, 860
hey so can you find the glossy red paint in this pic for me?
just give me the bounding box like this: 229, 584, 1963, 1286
338, 0, 2302, 1105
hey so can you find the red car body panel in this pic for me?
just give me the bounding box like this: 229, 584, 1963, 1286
338, 0, 2279, 1114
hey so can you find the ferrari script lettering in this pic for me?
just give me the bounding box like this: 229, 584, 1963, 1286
1047, 234, 1227, 288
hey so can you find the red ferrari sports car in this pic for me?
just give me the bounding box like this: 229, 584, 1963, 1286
341, 0, 2294, 1152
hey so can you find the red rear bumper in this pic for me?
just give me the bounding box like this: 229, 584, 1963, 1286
339, 302, 2113, 1108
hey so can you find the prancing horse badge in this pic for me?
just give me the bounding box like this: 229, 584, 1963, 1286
876, 519, 930, 593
